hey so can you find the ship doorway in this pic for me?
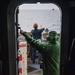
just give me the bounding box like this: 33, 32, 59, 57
8, 0, 71, 75
18, 3, 62, 75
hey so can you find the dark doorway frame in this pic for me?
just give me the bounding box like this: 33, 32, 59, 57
7, 0, 70, 75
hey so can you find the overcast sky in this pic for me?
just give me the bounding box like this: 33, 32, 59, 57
19, 3, 59, 10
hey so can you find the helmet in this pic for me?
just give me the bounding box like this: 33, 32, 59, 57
47, 31, 58, 43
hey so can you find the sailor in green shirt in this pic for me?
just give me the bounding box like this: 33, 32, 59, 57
20, 29, 60, 75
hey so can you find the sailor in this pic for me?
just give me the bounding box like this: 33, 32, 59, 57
20, 29, 60, 75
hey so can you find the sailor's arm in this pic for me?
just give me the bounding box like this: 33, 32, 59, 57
20, 29, 46, 53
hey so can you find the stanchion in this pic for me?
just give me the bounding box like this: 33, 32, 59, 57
18, 41, 27, 75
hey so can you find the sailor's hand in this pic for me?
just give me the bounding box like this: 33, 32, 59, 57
40, 25, 44, 28
20, 29, 24, 34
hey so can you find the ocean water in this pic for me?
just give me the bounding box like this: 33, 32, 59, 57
18, 9, 61, 33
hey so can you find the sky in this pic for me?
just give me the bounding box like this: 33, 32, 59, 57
19, 3, 59, 10
18, 3, 61, 33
